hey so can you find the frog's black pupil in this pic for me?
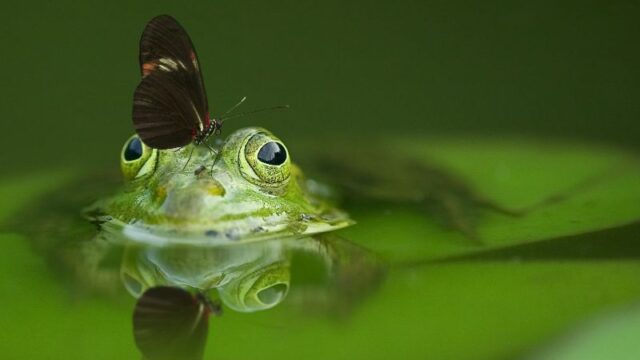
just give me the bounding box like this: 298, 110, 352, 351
124, 137, 143, 161
257, 142, 287, 165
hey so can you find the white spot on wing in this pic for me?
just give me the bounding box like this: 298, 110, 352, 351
158, 58, 188, 72
191, 102, 203, 131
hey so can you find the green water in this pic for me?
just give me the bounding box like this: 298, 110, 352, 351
2, 1, 640, 359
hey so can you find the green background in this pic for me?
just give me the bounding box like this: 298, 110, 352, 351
1, 1, 640, 359
2, 0, 639, 172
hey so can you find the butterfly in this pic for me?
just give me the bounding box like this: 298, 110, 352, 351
132, 15, 288, 151
132, 15, 222, 150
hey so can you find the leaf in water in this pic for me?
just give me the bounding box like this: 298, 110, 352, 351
337, 137, 640, 262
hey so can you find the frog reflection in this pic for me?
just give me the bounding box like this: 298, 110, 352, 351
121, 239, 292, 312
93, 231, 380, 360
88, 226, 380, 315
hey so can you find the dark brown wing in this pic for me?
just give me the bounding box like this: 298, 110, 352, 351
133, 15, 209, 149
133, 70, 203, 149
133, 286, 209, 360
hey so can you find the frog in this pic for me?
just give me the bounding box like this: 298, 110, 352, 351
86, 127, 353, 244
73, 126, 380, 314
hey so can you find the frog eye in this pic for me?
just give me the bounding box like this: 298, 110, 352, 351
217, 262, 290, 312
121, 135, 157, 181
257, 141, 287, 165
240, 133, 291, 186
122, 271, 146, 298
124, 136, 143, 161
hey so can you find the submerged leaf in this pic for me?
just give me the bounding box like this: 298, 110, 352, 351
330, 137, 640, 262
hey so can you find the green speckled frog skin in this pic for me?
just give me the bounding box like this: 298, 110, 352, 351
87, 127, 352, 244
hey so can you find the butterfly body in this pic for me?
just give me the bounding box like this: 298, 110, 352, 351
193, 117, 223, 145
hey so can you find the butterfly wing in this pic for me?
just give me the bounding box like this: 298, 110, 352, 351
133, 15, 209, 149
133, 70, 203, 149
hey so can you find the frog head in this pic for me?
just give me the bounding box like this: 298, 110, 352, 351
95, 127, 351, 244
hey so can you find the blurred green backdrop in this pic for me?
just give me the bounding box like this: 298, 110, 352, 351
1, 0, 639, 173
2, 2, 640, 359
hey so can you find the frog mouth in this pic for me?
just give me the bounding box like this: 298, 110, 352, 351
97, 209, 354, 247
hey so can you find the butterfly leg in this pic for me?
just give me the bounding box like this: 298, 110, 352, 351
204, 143, 217, 174
181, 146, 195, 172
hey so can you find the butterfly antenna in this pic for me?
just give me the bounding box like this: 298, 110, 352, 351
220, 105, 290, 122
221, 96, 247, 118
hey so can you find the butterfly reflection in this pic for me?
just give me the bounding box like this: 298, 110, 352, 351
133, 287, 220, 360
